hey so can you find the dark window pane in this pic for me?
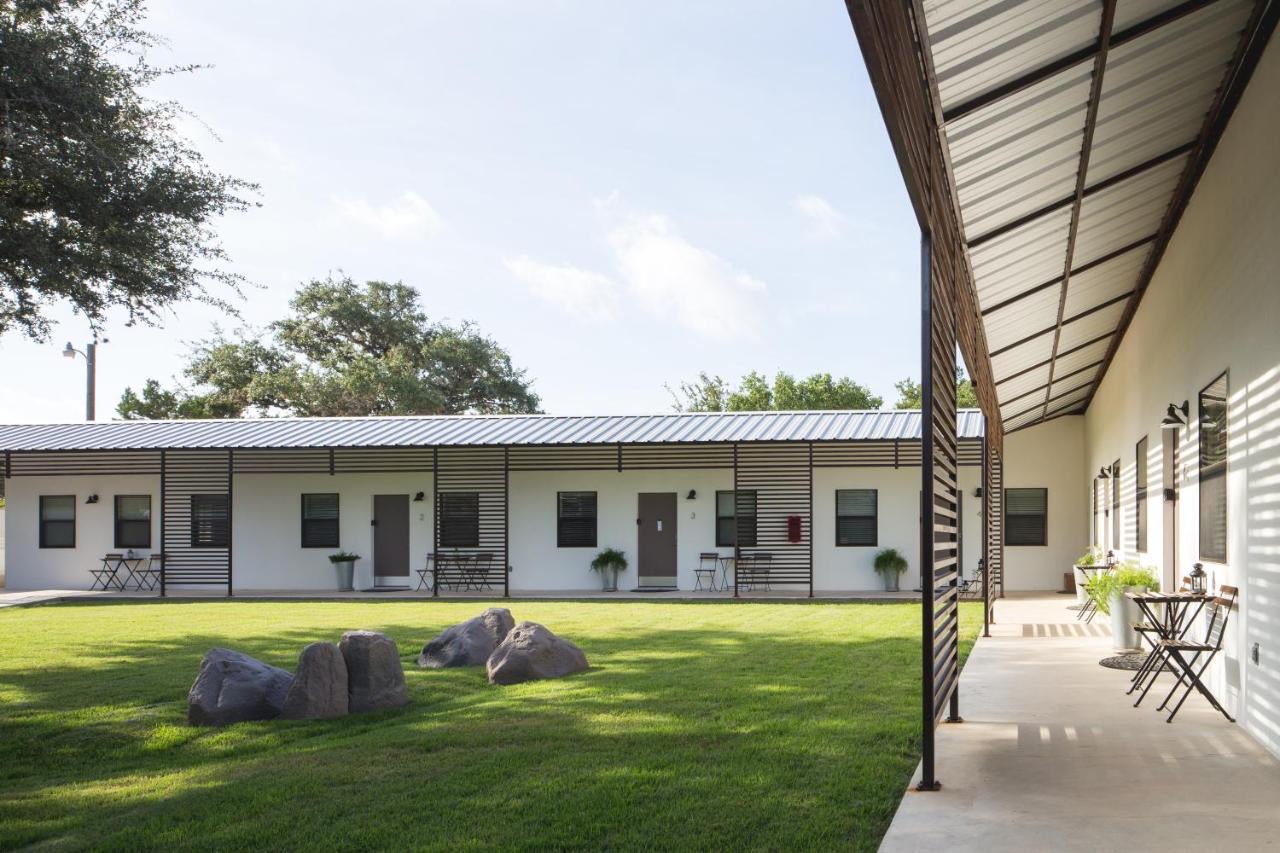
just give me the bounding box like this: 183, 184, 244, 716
716, 490, 757, 547
1135, 437, 1148, 553
1199, 372, 1228, 562
557, 492, 597, 548
39, 496, 76, 549
1005, 488, 1047, 546
301, 494, 340, 548
191, 495, 230, 548
836, 489, 878, 546
439, 492, 480, 548
114, 495, 152, 549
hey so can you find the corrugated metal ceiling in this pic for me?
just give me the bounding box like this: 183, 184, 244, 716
919, 0, 1261, 432
0, 410, 987, 452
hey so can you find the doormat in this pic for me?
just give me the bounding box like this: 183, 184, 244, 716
629, 587, 678, 593
1099, 653, 1170, 672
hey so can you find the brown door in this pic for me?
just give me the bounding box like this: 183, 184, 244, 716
637, 492, 678, 588
373, 494, 410, 580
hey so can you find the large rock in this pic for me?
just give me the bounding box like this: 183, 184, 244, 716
281, 642, 349, 720
418, 607, 516, 669
187, 648, 293, 726
339, 630, 410, 712
486, 621, 589, 685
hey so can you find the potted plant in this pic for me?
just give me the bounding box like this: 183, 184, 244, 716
590, 548, 628, 592
328, 551, 361, 591
1072, 546, 1101, 606
1086, 562, 1160, 652
873, 548, 909, 592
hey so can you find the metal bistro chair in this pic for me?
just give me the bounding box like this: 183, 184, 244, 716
471, 553, 496, 591
741, 552, 773, 592
1127, 577, 1192, 696
134, 553, 165, 591
958, 564, 985, 599
694, 553, 720, 591
416, 553, 434, 591
89, 554, 125, 591
1155, 585, 1239, 723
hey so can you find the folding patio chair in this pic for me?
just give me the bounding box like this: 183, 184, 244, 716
1155, 585, 1238, 723
471, 553, 496, 591
89, 554, 125, 591
958, 565, 984, 599
694, 553, 719, 591
134, 553, 164, 591
1127, 577, 1191, 695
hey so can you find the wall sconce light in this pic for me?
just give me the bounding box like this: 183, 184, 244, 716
686, 490, 697, 500
413, 492, 425, 502
1098, 467, 1110, 479
85, 494, 99, 504
1161, 400, 1190, 430
973, 487, 983, 498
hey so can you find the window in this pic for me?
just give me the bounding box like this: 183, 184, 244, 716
1092, 478, 1102, 545
1199, 372, 1229, 562
715, 490, 757, 547
1111, 460, 1121, 549
301, 493, 339, 548
1005, 488, 1047, 546
190, 495, 230, 548
1135, 437, 1148, 553
835, 489, 878, 546
39, 495, 76, 548
556, 491, 597, 548
114, 495, 151, 549
439, 492, 480, 548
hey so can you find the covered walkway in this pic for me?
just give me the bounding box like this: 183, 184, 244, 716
880, 594, 1280, 852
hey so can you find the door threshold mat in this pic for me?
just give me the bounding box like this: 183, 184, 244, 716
364, 585, 411, 592
629, 587, 678, 593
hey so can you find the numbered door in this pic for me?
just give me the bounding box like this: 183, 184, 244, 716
637, 492, 678, 589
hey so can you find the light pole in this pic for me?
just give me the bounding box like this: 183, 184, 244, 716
62, 338, 103, 421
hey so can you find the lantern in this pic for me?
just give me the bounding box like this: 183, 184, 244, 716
1105, 550, 1116, 569
1189, 563, 1207, 595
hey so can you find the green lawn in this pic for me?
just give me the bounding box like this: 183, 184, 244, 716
0, 599, 979, 851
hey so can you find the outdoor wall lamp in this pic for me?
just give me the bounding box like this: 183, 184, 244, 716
413, 492, 425, 502
1098, 467, 1111, 479
686, 490, 697, 500
1161, 400, 1190, 430
85, 494, 99, 504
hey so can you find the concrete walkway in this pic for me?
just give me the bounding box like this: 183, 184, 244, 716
880, 594, 1280, 852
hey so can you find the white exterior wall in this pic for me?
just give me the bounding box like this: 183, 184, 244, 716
1081, 40, 1280, 756
1002, 417, 1088, 592
3, 474, 161, 589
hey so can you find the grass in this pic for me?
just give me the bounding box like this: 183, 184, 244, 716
0, 599, 979, 851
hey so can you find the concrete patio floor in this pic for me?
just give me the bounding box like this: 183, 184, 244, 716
880, 593, 1280, 852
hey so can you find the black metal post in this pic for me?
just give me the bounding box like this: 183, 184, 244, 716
226, 449, 234, 597
732, 442, 740, 599
919, 229, 940, 791
432, 447, 439, 597
503, 446, 510, 599
159, 449, 167, 597
808, 441, 814, 599
982, 432, 990, 638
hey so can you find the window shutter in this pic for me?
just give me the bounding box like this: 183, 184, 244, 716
557, 492, 597, 547
302, 493, 340, 548
1005, 488, 1047, 546
439, 492, 480, 548
836, 489, 877, 546
191, 495, 230, 548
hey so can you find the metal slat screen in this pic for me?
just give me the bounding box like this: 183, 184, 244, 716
985, 443, 1005, 624
732, 442, 813, 595
434, 446, 508, 594
162, 449, 232, 592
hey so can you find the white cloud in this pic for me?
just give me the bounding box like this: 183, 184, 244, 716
607, 213, 766, 341
792, 194, 846, 238
332, 191, 443, 241
505, 256, 620, 323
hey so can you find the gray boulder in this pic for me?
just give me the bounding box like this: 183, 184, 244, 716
486, 621, 589, 685
187, 647, 293, 726
281, 642, 349, 720
418, 607, 516, 668
339, 630, 410, 712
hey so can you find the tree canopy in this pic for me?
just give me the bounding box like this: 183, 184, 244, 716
117, 275, 541, 419
669, 371, 883, 412
0, 0, 255, 340
892, 369, 978, 409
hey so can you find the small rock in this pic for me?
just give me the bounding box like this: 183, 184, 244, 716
486, 621, 589, 685
187, 648, 293, 726
281, 642, 349, 720
339, 630, 410, 712
418, 607, 516, 668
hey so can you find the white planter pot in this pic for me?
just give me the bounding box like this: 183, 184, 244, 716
1109, 586, 1147, 652
333, 561, 355, 592
1073, 565, 1091, 605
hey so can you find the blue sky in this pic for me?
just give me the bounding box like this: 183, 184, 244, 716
0, 0, 921, 421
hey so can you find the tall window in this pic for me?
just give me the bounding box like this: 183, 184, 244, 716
301, 493, 340, 548
1111, 460, 1121, 549
835, 489, 878, 546
1092, 478, 1102, 545
1199, 372, 1229, 562
1005, 488, 1047, 546
114, 495, 151, 549
190, 495, 230, 547
1135, 437, 1148, 553
557, 491, 597, 548
716, 490, 757, 548
39, 495, 76, 548
439, 492, 480, 548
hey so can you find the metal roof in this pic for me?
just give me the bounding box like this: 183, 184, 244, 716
910, 0, 1273, 432
0, 410, 986, 452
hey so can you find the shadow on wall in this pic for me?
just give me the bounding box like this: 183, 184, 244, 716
1241, 364, 1280, 755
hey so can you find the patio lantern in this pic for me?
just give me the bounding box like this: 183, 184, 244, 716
1190, 563, 1207, 595
1105, 550, 1116, 569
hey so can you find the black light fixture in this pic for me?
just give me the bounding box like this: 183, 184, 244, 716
686, 489, 697, 500
85, 494, 99, 504
1098, 467, 1111, 479
413, 492, 425, 502
1161, 400, 1190, 430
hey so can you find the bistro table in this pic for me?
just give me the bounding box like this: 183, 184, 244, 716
1075, 565, 1110, 622
116, 554, 150, 590
716, 556, 735, 592
1125, 590, 1211, 701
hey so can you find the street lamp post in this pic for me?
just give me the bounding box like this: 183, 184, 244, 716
62, 339, 101, 421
